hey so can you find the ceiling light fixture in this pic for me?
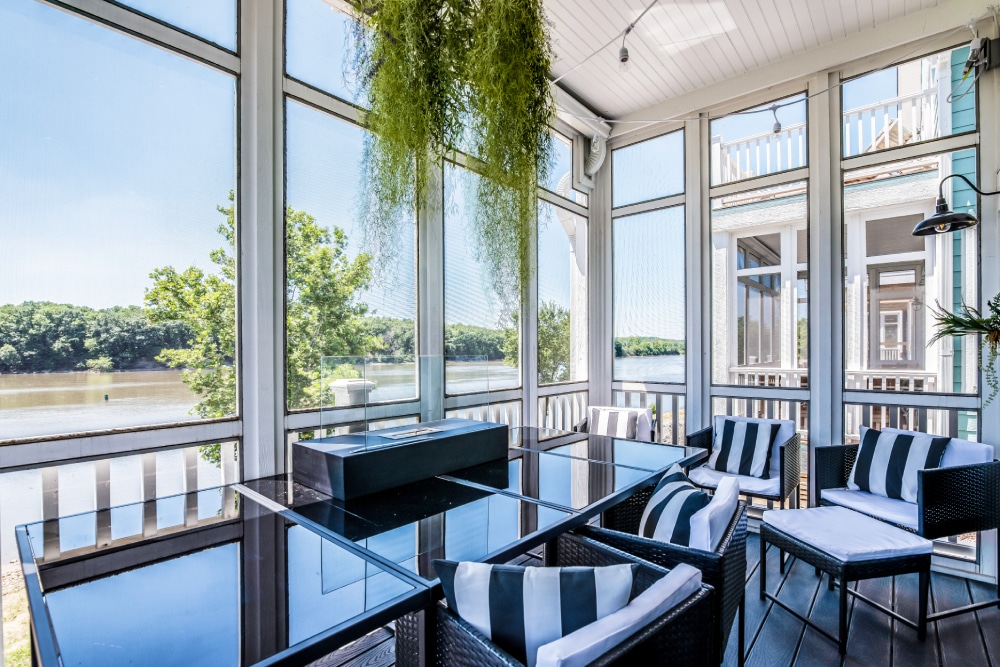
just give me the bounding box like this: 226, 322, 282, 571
619, 26, 633, 74
912, 173, 1000, 236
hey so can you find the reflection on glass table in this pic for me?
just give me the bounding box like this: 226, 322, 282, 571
511, 426, 706, 472
18, 485, 427, 667
242, 476, 572, 582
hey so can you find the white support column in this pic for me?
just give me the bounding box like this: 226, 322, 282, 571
809, 72, 844, 497
687, 115, 710, 428
418, 162, 445, 421
523, 212, 540, 426
239, 0, 285, 478
589, 150, 613, 406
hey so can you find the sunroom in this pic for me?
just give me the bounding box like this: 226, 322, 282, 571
1, 0, 998, 665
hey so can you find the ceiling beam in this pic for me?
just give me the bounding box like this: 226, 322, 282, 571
610, 0, 990, 140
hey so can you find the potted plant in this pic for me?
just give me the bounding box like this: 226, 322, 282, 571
930, 294, 1000, 404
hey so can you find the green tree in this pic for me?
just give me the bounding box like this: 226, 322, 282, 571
146, 192, 376, 418
536, 301, 570, 384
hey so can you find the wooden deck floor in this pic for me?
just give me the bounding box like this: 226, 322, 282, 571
312, 535, 999, 667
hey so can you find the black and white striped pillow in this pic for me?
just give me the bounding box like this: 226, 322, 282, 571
638, 466, 711, 547
709, 418, 781, 479
589, 407, 642, 439
848, 426, 950, 503
434, 560, 636, 667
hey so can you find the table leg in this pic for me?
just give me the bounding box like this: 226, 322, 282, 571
918, 568, 929, 641
838, 576, 848, 655
760, 532, 767, 600
738, 594, 746, 667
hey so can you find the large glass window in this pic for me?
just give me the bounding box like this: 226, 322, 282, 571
0, 0, 237, 440
444, 165, 521, 393
842, 45, 976, 158
118, 0, 236, 50
711, 93, 807, 186
285, 0, 361, 104
612, 130, 684, 208
537, 202, 587, 385
843, 150, 978, 394
612, 206, 685, 384
712, 182, 808, 386
284, 99, 417, 410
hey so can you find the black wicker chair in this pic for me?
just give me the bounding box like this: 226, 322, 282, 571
578, 496, 748, 667
397, 531, 715, 667
814, 444, 1000, 621
688, 425, 802, 509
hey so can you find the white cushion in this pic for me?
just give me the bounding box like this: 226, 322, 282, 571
689, 464, 780, 497
882, 428, 995, 468
713, 415, 795, 480
535, 564, 702, 667
763, 506, 931, 562
690, 476, 739, 552
820, 488, 919, 530
590, 407, 653, 441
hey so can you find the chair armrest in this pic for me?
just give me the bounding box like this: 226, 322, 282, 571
813, 445, 858, 506
686, 426, 713, 451
779, 433, 802, 501
435, 604, 524, 667
601, 485, 656, 536
572, 417, 588, 433
918, 459, 1000, 540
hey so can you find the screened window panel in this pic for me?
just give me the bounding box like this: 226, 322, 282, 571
284, 99, 417, 410
285, 0, 360, 104
537, 202, 587, 385
711, 182, 808, 386
443, 165, 521, 394
542, 132, 588, 206
612, 130, 684, 208
0, 0, 237, 439
842, 46, 977, 158
612, 206, 685, 384
711, 93, 807, 186
843, 150, 978, 395
117, 0, 236, 50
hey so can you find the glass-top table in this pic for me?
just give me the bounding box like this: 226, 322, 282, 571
17, 486, 429, 667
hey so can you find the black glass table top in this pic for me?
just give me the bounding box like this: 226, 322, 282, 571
242, 476, 573, 582
511, 427, 707, 472
18, 486, 427, 667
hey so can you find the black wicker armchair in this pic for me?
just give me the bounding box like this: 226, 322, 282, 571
814, 443, 1000, 620
396, 532, 714, 667
579, 496, 748, 667
687, 424, 802, 509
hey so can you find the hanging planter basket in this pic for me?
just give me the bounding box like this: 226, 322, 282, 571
929, 294, 1000, 405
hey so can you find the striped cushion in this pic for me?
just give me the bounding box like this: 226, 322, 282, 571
638, 465, 711, 547
434, 560, 636, 667
848, 426, 950, 503
588, 407, 650, 439
708, 418, 781, 479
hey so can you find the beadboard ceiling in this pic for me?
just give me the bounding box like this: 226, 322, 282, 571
545, 0, 957, 119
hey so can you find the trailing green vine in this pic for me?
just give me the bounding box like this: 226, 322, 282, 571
348, 0, 554, 317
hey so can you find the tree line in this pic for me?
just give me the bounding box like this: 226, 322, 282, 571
614, 336, 685, 358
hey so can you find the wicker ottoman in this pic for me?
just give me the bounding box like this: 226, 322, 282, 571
759, 506, 932, 655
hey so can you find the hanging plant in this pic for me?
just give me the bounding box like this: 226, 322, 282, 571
929, 294, 1000, 404
463, 0, 554, 320
349, 0, 554, 317
350, 0, 470, 272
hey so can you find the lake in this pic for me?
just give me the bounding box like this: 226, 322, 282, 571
613, 354, 686, 383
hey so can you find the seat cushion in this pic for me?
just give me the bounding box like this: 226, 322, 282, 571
882, 428, 995, 467
535, 563, 702, 667
689, 463, 781, 498
589, 407, 653, 440
820, 487, 919, 530
713, 415, 795, 481
763, 506, 931, 562
848, 426, 949, 503
434, 560, 636, 667
708, 417, 781, 478
639, 466, 711, 548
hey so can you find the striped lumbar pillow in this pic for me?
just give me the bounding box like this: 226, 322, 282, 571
848, 425, 950, 503
588, 407, 649, 439
708, 418, 781, 479
434, 560, 636, 667
638, 465, 712, 547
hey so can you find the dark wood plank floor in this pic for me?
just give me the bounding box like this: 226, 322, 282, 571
312, 535, 999, 667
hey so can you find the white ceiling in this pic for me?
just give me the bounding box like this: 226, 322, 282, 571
545, 0, 950, 119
